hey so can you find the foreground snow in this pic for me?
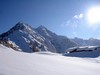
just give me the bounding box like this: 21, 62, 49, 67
0, 44, 100, 75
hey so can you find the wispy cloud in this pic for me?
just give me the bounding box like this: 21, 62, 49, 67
61, 13, 84, 30
60, 13, 84, 37
73, 14, 83, 19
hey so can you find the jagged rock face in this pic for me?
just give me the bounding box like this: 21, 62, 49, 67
0, 22, 77, 53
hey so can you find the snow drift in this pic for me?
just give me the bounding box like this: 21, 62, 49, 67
0, 44, 100, 75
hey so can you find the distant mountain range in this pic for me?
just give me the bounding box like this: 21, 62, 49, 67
0, 22, 77, 53
72, 37, 100, 46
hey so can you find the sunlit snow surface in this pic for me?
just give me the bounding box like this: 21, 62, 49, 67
0, 44, 100, 75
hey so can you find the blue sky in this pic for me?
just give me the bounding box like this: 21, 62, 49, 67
0, 0, 100, 39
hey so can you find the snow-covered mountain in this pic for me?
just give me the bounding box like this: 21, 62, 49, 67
0, 44, 100, 75
0, 22, 77, 53
0, 22, 55, 52
72, 37, 100, 46
36, 25, 77, 53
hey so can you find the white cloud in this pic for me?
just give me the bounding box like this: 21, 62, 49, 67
79, 14, 83, 18
74, 13, 83, 19
62, 19, 78, 30
61, 13, 84, 28
60, 13, 85, 38
74, 15, 78, 19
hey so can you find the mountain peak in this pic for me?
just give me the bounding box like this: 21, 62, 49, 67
15, 22, 25, 26
37, 25, 47, 30
88, 38, 95, 40
9, 22, 35, 33
0, 22, 33, 38
13, 22, 29, 30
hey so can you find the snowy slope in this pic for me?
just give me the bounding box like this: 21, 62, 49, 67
0, 44, 100, 75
